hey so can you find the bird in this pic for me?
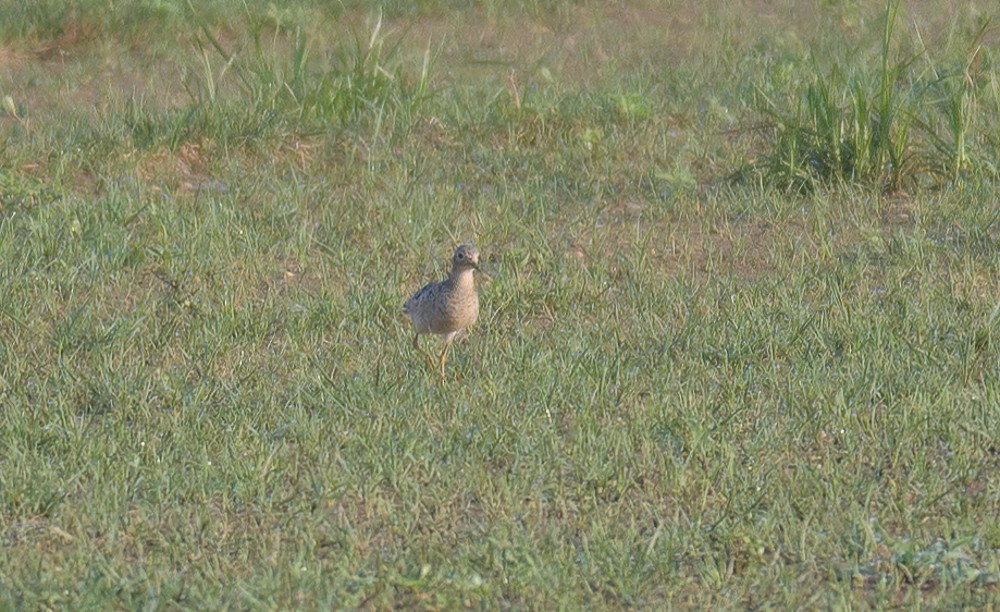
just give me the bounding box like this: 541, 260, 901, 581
404, 244, 482, 376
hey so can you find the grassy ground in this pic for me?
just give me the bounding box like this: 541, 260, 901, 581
1, 0, 999, 608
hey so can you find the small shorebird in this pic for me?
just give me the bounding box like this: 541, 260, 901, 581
404, 244, 482, 376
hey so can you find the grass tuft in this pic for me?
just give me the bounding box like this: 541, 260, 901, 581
748, 1, 998, 192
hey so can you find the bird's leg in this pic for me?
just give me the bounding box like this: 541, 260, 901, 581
413, 333, 436, 371
438, 332, 457, 376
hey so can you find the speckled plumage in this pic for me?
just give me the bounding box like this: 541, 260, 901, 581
405, 244, 481, 375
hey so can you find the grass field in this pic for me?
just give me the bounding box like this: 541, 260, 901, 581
1, 0, 999, 608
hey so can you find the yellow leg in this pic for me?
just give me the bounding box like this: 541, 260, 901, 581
438, 333, 456, 376
413, 334, 436, 371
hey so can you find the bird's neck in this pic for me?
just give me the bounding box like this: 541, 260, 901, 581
448, 268, 476, 290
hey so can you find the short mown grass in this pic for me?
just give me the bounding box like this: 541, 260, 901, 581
1, 0, 998, 608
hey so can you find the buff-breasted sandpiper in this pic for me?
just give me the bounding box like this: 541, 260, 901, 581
404, 244, 482, 376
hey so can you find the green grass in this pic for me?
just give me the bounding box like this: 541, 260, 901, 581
1, 0, 999, 608
748, 2, 999, 191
